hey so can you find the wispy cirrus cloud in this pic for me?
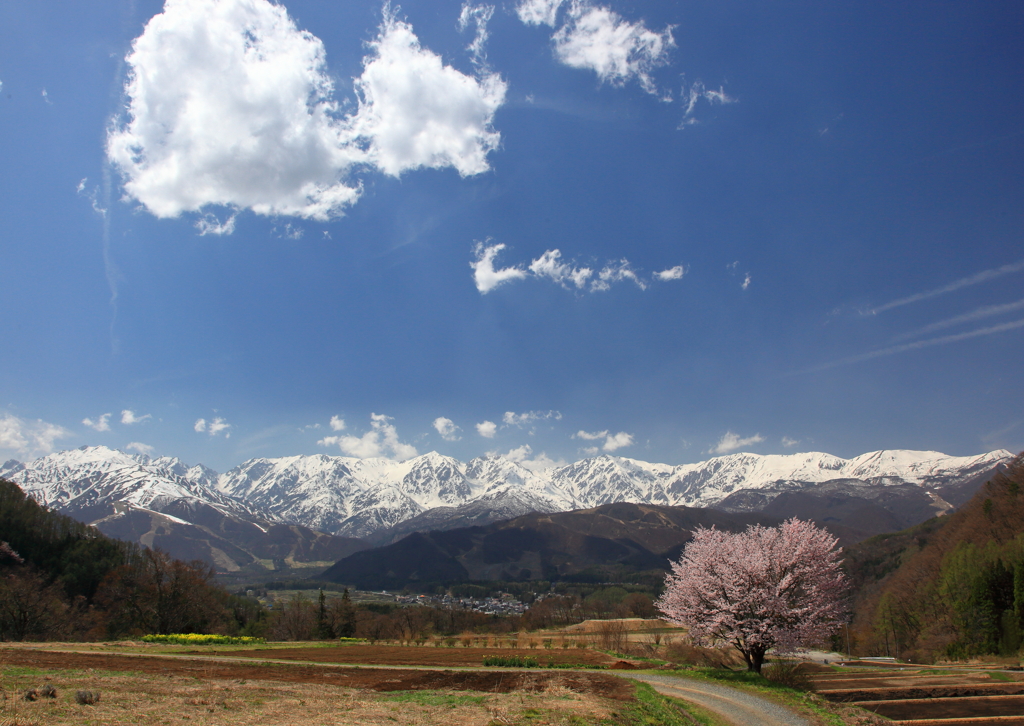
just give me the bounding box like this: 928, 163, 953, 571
471, 242, 684, 294
679, 80, 736, 127
126, 441, 155, 456
108, 0, 506, 226
503, 410, 562, 427
457, 2, 495, 70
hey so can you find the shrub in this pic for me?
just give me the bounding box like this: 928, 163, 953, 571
482, 655, 539, 667
141, 633, 265, 645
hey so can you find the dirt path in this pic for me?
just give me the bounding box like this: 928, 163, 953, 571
631, 674, 812, 726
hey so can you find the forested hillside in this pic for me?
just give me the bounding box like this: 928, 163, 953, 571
845, 453, 1024, 661
0, 478, 238, 640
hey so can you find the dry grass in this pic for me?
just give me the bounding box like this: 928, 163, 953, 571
0, 665, 618, 726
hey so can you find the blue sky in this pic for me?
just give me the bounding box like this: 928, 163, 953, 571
1, 0, 1022, 472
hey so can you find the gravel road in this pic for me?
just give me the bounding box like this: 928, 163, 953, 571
631, 673, 812, 726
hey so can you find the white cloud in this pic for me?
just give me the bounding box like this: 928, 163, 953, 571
476, 420, 498, 438
503, 410, 562, 427
654, 265, 686, 281
352, 8, 507, 178
107, 0, 506, 227
529, 249, 592, 290
581, 446, 599, 455
711, 431, 765, 455
126, 441, 155, 455
195, 213, 237, 236
121, 409, 152, 425
82, 413, 112, 432
457, 3, 495, 69
433, 416, 462, 441
502, 444, 566, 471
680, 81, 736, 127
781, 437, 800, 448
471, 243, 667, 294
320, 413, 417, 461
0, 414, 73, 459
574, 428, 633, 451
194, 416, 231, 437
471, 241, 528, 293
551, 1, 675, 95
41, 88, 52, 105
516, 0, 565, 27
741, 273, 751, 290
592, 259, 646, 291
602, 431, 633, 451
329, 415, 346, 432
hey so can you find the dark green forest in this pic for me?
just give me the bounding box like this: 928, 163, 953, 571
846, 453, 1024, 661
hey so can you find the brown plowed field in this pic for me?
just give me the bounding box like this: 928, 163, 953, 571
213, 645, 616, 668
810, 665, 1024, 722
0, 648, 632, 700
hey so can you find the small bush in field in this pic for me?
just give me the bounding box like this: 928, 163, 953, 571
762, 660, 813, 690
483, 655, 539, 667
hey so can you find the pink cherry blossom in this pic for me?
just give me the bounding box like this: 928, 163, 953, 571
656, 518, 847, 672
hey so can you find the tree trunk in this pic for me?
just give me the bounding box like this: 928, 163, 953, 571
744, 645, 767, 673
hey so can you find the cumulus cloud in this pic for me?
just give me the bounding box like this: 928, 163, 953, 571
194, 417, 231, 437
433, 416, 462, 441
710, 431, 765, 455
742, 273, 751, 290
516, 0, 565, 26
476, 420, 498, 438
574, 429, 633, 451
602, 431, 633, 451
781, 436, 800, 448
82, 413, 112, 432
352, 8, 507, 177
502, 444, 566, 472
121, 409, 151, 425
330, 415, 346, 432
654, 265, 686, 281
126, 441, 155, 455
107, 0, 506, 227
592, 259, 646, 291
472, 242, 671, 294
503, 410, 562, 427
529, 249, 593, 290
471, 241, 528, 293
319, 413, 417, 461
0, 414, 73, 459
550, 1, 675, 95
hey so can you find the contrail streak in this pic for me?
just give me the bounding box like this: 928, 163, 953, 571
871, 259, 1024, 315
891, 298, 1024, 342
806, 318, 1024, 372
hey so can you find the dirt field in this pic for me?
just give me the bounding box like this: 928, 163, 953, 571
0, 647, 634, 726
214, 644, 618, 668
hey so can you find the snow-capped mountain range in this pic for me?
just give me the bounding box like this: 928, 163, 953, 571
0, 445, 1012, 542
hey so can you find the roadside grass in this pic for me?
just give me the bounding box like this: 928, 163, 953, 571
607, 681, 724, 726
637, 667, 888, 726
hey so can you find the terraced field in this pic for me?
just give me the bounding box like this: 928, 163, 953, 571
811, 663, 1024, 725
